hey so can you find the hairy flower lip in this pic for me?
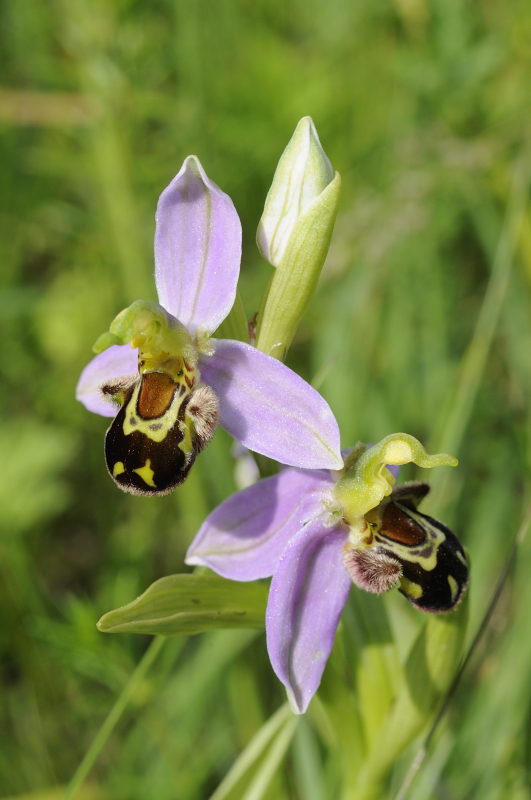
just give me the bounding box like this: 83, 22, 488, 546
76, 155, 343, 471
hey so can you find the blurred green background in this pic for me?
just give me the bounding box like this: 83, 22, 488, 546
2, 0, 531, 797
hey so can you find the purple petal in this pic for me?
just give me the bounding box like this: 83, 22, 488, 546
199, 340, 343, 470
266, 520, 350, 713
76, 344, 138, 417
186, 468, 335, 580
155, 156, 242, 335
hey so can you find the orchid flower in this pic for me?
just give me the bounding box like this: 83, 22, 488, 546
186, 434, 468, 713
76, 156, 342, 495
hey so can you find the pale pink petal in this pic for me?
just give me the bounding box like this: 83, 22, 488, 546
186, 468, 335, 580
76, 344, 138, 417
155, 156, 242, 335
266, 520, 350, 713
199, 340, 343, 470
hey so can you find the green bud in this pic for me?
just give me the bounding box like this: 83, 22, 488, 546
335, 434, 458, 536
255, 118, 341, 360
257, 117, 334, 268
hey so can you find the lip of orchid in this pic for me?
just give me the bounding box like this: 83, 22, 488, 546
76, 154, 343, 474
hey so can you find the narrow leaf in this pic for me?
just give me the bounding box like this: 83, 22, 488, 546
97, 574, 268, 635
209, 704, 292, 800
241, 717, 298, 800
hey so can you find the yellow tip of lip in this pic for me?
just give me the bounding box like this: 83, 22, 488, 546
133, 459, 157, 488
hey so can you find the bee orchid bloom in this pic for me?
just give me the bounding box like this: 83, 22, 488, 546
186, 434, 468, 713
76, 157, 342, 495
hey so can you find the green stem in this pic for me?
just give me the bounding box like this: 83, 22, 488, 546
62, 636, 166, 800
429, 153, 531, 509
254, 273, 274, 350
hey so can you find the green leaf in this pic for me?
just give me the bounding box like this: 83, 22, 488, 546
97, 574, 268, 636
208, 704, 296, 800
352, 592, 469, 799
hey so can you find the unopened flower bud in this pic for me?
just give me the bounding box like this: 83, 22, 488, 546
255, 118, 341, 360
257, 116, 334, 267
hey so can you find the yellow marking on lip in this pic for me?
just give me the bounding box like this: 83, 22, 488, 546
123, 377, 187, 443
376, 508, 445, 571
113, 461, 125, 477
448, 574, 459, 603
399, 577, 423, 599
133, 459, 157, 488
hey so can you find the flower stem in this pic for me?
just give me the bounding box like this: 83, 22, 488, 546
62, 636, 166, 800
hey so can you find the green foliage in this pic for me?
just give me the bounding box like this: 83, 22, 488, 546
97, 575, 268, 635
0, 421, 76, 534
2, 0, 531, 797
